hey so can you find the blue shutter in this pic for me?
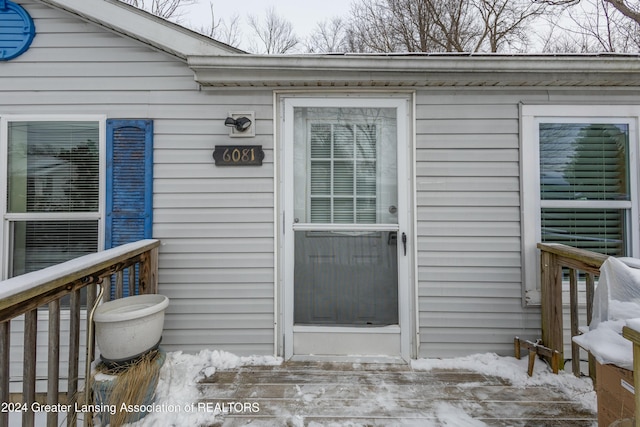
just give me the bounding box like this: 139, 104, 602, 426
106, 119, 153, 297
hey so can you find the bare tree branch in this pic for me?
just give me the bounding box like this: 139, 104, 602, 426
539, 0, 640, 52
536, 0, 640, 25
247, 7, 299, 54
347, 0, 407, 52
344, 0, 547, 53
195, 2, 241, 47
119, 0, 196, 21
305, 17, 350, 53
606, 0, 640, 24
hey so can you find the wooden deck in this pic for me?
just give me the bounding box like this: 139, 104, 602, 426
199, 361, 597, 426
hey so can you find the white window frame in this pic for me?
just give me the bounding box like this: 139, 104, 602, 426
521, 105, 640, 305
0, 115, 107, 280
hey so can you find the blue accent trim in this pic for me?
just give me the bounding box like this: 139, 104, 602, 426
105, 119, 153, 298
105, 119, 153, 249
0, 1, 36, 61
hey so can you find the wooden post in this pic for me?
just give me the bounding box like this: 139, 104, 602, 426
514, 337, 561, 375
551, 350, 560, 375
139, 246, 159, 294
67, 290, 81, 427
0, 321, 9, 427
103, 276, 112, 302
23, 310, 37, 427
128, 266, 135, 296
540, 250, 563, 363
47, 300, 61, 427
528, 350, 537, 377
569, 269, 581, 376
115, 271, 123, 299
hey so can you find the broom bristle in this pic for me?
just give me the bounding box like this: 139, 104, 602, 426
94, 350, 162, 427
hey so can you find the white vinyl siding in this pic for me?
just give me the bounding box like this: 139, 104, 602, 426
2, 0, 274, 393
415, 94, 527, 358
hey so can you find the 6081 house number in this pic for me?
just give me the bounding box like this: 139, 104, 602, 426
213, 145, 264, 166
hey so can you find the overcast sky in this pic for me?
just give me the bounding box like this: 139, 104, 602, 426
183, 0, 353, 51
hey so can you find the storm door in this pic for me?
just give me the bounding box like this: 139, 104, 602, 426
282, 97, 411, 359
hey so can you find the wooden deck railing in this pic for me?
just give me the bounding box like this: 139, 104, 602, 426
0, 239, 160, 427
538, 242, 609, 377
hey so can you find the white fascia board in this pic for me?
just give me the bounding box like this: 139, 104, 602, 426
188, 54, 640, 87
37, 0, 243, 60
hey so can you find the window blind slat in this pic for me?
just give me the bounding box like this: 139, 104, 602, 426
11, 220, 98, 276
540, 123, 628, 202
7, 121, 99, 213
7, 121, 100, 277
309, 122, 378, 224
539, 122, 629, 257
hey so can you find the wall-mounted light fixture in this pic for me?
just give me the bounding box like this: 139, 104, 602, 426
225, 116, 252, 132
225, 111, 255, 137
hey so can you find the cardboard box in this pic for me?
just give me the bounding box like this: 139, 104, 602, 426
596, 361, 635, 427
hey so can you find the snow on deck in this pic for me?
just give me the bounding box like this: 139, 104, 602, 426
9, 351, 597, 426
144, 351, 596, 426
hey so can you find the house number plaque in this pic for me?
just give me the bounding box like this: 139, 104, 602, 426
213, 145, 264, 166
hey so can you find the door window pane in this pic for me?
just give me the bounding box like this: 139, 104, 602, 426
294, 231, 398, 325
294, 107, 397, 224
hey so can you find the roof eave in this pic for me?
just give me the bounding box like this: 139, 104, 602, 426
188, 54, 640, 87
37, 0, 244, 60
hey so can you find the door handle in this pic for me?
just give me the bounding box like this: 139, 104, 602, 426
402, 232, 407, 256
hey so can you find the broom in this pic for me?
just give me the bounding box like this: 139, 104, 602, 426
93, 349, 162, 427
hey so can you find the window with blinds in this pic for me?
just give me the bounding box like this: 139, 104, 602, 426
539, 123, 630, 256
308, 123, 378, 224
6, 121, 100, 276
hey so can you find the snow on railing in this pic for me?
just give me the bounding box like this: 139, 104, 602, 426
0, 239, 160, 427
538, 242, 608, 378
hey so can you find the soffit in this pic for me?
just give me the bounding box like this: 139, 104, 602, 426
188, 53, 640, 88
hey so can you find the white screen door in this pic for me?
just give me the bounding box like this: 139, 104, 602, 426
282, 97, 411, 360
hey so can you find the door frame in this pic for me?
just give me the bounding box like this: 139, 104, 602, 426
278, 94, 416, 361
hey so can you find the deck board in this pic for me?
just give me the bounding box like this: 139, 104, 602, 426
198, 361, 597, 426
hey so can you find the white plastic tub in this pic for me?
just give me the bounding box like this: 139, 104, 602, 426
94, 294, 169, 362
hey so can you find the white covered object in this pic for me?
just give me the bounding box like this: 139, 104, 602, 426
94, 294, 169, 361
573, 257, 640, 370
